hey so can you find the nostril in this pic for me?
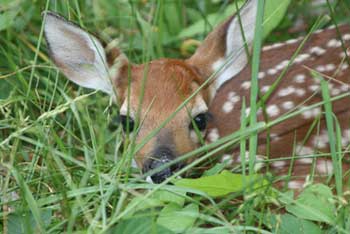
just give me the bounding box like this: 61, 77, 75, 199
142, 147, 184, 184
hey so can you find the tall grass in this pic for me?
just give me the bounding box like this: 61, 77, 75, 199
1, 0, 350, 233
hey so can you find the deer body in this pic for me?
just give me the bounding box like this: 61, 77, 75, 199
44, 0, 350, 188
211, 25, 350, 189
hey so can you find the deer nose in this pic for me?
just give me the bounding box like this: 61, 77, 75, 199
143, 147, 184, 184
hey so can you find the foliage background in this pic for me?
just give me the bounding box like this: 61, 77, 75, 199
1, 0, 350, 233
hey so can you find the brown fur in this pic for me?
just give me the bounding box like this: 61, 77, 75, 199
118, 59, 209, 167
209, 25, 350, 188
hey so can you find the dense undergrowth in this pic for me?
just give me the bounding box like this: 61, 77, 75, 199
1, 0, 350, 233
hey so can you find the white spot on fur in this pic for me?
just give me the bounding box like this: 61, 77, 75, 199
278, 86, 295, 97
258, 71, 265, 79
342, 34, 350, 41
317, 160, 333, 175
296, 143, 314, 155
308, 84, 320, 92
267, 68, 278, 75
272, 160, 287, 168
331, 88, 341, 96
222, 91, 241, 113
327, 39, 341, 48
297, 157, 313, 164
325, 63, 336, 71
222, 101, 234, 113
316, 65, 326, 72
294, 74, 306, 83
340, 84, 349, 91
341, 63, 349, 71
261, 85, 271, 93
266, 105, 280, 117
294, 53, 311, 63
309, 46, 326, 56
300, 106, 321, 119
207, 128, 219, 142
241, 81, 251, 90
312, 130, 329, 148
282, 101, 295, 110
270, 133, 280, 141
228, 91, 241, 103
263, 42, 284, 51
286, 38, 299, 44
275, 60, 290, 71
341, 129, 350, 147
245, 107, 251, 116
288, 180, 304, 189
295, 88, 306, 96
221, 154, 234, 165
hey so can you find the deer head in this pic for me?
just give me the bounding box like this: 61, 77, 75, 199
43, 0, 258, 183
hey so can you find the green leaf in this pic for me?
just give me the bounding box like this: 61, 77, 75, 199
175, 170, 267, 197
286, 184, 336, 224
187, 227, 232, 234
272, 214, 323, 234
157, 203, 199, 233
178, 0, 291, 40
263, 0, 291, 38
0, 9, 20, 31
152, 190, 186, 207
123, 196, 163, 218
178, 1, 245, 39
7, 209, 52, 234
110, 216, 175, 234
202, 162, 227, 176
0, 80, 12, 99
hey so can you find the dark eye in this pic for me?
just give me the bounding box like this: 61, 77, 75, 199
190, 113, 209, 131
120, 115, 135, 132
108, 115, 135, 132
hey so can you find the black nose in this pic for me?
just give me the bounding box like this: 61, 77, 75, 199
143, 147, 184, 183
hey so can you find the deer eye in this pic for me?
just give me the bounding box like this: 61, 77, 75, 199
120, 115, 135, 132
109, 115, 135, 132
190, 113, 209, 131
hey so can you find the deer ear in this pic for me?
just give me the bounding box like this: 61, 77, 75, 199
187, 0, 257, 99
43, 11, 128, 96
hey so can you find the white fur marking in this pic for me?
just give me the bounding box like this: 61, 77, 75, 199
207, 128, 219, 142
294, 74, 306, 83
327, 39, 341, 48
222, 101, 234, 113
278, 86, 295, 97
282, 101, 295, 110
241, 81, 251, 90
309, 46, 326, 56
317, 160, 333, 175
266, 105, 280, 117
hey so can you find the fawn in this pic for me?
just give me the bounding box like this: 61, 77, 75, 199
44, 0, 350, 189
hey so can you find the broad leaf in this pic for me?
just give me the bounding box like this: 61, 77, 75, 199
175, 170, 268, 197
272, 214, 323, 234
110, 216, 175, 234
7, 209, 52, 234
157, 203, 199, 233
286, 184, 336, 224
178, 0, 291, 40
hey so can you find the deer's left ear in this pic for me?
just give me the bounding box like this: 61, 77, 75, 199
187, 0, 258, 100
43, 11, 129, 96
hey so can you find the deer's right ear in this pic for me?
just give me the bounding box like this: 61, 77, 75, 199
43, 11, 129, 96
187, 0, 257, 100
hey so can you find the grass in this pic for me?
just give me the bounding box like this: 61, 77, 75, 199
1, 0, 350, 233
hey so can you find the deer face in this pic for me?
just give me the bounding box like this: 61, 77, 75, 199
117, 60, 209, 182
43, 0, 257, 183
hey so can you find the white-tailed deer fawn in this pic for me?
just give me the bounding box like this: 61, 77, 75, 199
44, 0, 350, 189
